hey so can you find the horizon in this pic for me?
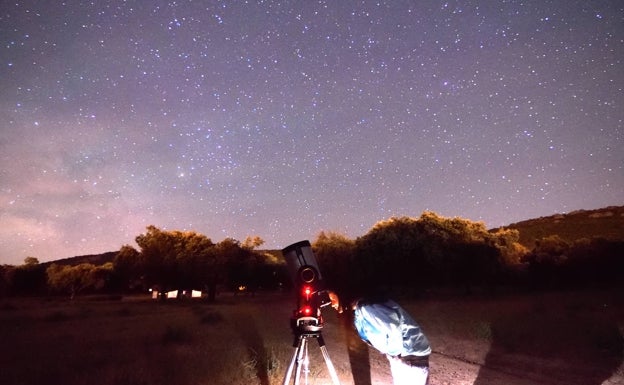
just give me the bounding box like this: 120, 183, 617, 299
9, 204, 622, 266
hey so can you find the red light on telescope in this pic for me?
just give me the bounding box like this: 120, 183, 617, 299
302, 285, 312, 298
301, 306, 312, 316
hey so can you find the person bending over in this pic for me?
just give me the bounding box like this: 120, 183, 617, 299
329, 293, 431, 385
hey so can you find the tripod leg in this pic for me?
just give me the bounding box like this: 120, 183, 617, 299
317, 336, 341, 385
283, 336, 309, 385
282, 337, 302, 385
293, 337, 307, 385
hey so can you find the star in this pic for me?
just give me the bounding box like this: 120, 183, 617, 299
0, 0, 622, 264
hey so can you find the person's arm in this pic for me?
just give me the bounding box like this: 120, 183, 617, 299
328, 291, 343, 313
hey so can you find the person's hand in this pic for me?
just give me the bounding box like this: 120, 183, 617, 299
328, 291, 342, 313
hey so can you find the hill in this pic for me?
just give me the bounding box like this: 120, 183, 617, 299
502, 206, 624, 248
42, 251, 118, 267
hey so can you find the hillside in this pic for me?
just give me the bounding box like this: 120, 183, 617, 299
42, 251, 118, 267
502, 206, 624, 248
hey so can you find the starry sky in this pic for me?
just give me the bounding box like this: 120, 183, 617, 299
1, 1, 622, 265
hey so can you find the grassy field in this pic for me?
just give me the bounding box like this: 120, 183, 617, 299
1, 289, 623, 385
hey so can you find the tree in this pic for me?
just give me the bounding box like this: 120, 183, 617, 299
252, 252, 288, 290
129, 225, 223, 300
242, 235, 265, 250
92, 262, 114, 291
355, 216, 431, 292
488, 228, 528, 266
46, 263, 109, 299
415, 212, 524, 290
178, 231, 218, 300
23, 257, 40, 266
530, 235, 570, 265
350, 212, 522, 294
0, 265, 15, 297
218, 238, 254, 295
524, 235, 570, 287
113, 245, 143, 291
567, 238, 624, 285
135, 225, 181, 291
9, 258, 47, 296
312, 231, 356, 299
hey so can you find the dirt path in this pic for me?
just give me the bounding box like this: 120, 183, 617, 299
430, 351, 540, 385
430, 351, 624, 385
314, 295, 624, 385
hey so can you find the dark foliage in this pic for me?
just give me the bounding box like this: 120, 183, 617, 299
4, 207, 622, 298
312, 214, 511, 298
523, 237, 624, 289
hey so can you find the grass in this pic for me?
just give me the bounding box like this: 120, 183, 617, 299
0, 294, 298, 385
0, 289, 623, 385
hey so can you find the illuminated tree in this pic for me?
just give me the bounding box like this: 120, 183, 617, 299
132, 226, 218, 298
242, 235, 265, 250
351, 212, 524, 293
46, 263, 112, 299
489, 227, 528, 266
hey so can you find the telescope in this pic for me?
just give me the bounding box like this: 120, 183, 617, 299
282, 240, 332, 332
281, 240, 340, 385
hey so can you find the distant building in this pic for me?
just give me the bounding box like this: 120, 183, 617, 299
150, 288, 202, 299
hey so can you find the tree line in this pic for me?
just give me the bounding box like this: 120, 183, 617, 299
0, 228, 284, 300
313, 212, 623, 301
1, 212, 622, 299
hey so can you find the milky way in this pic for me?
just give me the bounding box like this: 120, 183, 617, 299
1, 1, 622, 264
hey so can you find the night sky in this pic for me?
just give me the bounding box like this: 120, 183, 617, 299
1, 1, 622, 265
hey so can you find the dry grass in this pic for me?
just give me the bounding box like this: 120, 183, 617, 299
0, 293, 304, 385
0, 289, 623, 385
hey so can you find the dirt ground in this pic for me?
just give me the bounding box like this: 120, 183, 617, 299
430, 352, 624, 385
300, 319, 624, 385
289, 289, 624, 385
0, 290, 622, 385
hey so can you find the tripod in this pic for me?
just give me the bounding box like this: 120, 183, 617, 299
282, 317, 341, 385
